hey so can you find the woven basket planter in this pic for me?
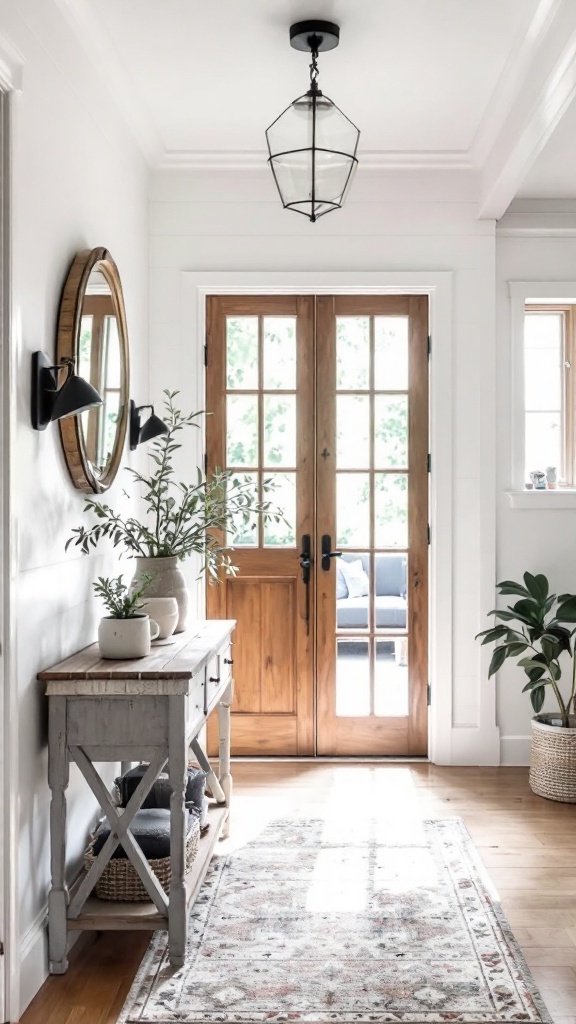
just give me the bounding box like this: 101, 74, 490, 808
85, 816, 200, 901
529, 713, 576, 803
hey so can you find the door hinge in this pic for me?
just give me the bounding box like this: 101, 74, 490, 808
427, 452, 431, 473
427, 334, 431, 357
427, 683, 431, 707
204, 452, 208, 474
204, 344, 208, 367
427, 524, 431, 545
0, 941, 4, 955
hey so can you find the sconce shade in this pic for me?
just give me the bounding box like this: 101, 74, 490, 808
129, 400, 169, 450
31, 351, 103, 431
266, 93, 359, 222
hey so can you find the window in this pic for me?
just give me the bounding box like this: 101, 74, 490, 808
524, 305, 575, 487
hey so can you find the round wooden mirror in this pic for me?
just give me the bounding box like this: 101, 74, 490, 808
56, 248, 130, 493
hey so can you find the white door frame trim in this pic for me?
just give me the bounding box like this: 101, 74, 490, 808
179, 271, 455, 764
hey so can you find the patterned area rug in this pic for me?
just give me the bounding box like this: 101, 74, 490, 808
118, 817, 552, 1024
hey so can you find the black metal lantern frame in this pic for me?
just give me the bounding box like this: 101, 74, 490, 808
265, 21, 360, 223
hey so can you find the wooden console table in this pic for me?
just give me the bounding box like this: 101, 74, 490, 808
38, 619, 235, 974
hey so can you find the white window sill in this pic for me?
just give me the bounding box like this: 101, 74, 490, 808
506, 489, 576, 509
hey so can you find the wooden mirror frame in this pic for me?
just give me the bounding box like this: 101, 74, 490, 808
56, 247, 130, 493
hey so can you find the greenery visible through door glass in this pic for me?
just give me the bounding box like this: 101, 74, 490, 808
226, 316, 258, 390
226, 395, 258, 467
263, 317, 296, 389
264, 473, 295, 546
374, 395, 408, 468
264, 395, 296, 467
374, 474, 408, 547
336, 317, 370, 389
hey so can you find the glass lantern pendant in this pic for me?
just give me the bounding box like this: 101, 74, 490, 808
265, 20, 360, 223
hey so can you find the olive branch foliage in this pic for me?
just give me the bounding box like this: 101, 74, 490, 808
93, 573, 152, 619
66, 390, 284, 580
476, 572, 576, 727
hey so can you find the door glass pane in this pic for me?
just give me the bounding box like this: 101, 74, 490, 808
374, 639, 409, 716
226, 395, 258, 467
374, 395, 408, 468
337, 395, 370, 468
227, 472, 259, 547
374, 317, 408, 390
336, 554, 370, 630
263, 317, 297, 390
336, 317, 369, 390
374, 474, 408, 547
264, 472, 296, 547
337, 473, 370, 547
374, 554, 407, 631
104, 317, 121, 387
264, 395, 296, 467
336, 640, 370, 716
226, 316, 258, 390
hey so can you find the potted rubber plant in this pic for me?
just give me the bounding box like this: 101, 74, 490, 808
94, 573, 158, 659
66, 390, 283, 632
476, 571, 576, 802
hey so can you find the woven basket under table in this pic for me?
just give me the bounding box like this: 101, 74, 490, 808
85, 815, 200, 902
530, 713, 576, 803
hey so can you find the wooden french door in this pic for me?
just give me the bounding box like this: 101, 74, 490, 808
206, 294, 429, 757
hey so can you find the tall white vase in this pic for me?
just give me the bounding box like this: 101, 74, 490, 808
132, 556, 189, 633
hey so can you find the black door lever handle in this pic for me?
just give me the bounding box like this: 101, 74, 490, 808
321, 534, 342, 571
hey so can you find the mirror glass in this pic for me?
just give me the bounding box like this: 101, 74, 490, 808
57, 247, 129, 493
77, 265, 123, 478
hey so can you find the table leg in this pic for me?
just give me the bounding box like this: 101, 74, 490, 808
217, 679, 233, 838
48, 697, 69, 974
168, 695, 187, 967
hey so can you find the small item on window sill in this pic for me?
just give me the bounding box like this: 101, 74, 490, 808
546, 466, 557, 489
525, 481, 534, 489
530, 469, 547, 489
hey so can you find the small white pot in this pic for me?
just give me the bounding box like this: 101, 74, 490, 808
98, 614, 160, 660
140, 597, 179, 640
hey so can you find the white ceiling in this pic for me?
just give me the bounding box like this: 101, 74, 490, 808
94, 0, 538, 156
62, 0, 576, 216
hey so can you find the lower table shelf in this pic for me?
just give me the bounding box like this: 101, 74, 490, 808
67, 804, 229, 931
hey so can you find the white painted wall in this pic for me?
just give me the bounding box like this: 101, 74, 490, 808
149, 166, 501, 768
0, 1, 150, 1015
496, 205, 576, 765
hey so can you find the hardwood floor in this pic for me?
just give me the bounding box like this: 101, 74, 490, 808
20, 763, 576, 1024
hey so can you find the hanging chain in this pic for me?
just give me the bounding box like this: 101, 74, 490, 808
309, 50, 320, 90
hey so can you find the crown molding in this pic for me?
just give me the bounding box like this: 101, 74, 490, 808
53, 0, 163, 166
157, 149, 474, 172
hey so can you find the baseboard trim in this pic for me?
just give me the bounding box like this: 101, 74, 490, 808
19, 907, 48, 1018
500, 735, 531, 766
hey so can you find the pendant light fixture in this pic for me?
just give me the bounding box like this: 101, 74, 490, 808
265, 20, 360, 223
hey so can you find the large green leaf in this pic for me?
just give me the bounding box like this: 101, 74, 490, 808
530, 685, 546, 713
556, 596, 576, 622
475, 626, 509, 644
526, 666, 546, 682
522, 677, 550, 691
496, 580, 530, 597
523, 572, 549, 604
488, 646, 508, 678
512, 598, 543, 626
504, 642, 529, 656
487, 609, 522, 621
541, 635, 560, 661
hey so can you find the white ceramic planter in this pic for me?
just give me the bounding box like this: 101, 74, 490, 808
140, 597, 179, 640
98, 614, 160, 660
132, 556, 189, 633
530, 713, 576, 803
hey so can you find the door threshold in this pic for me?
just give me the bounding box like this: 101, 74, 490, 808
230, 756, 430, 763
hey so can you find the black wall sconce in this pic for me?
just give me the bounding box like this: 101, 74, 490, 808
129, 400, 169, 450
31, 351, 103, 431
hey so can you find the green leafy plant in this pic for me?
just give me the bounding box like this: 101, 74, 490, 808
93, 574, 152, 619
66, 390, 284, 580
476, 572, 576, 727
